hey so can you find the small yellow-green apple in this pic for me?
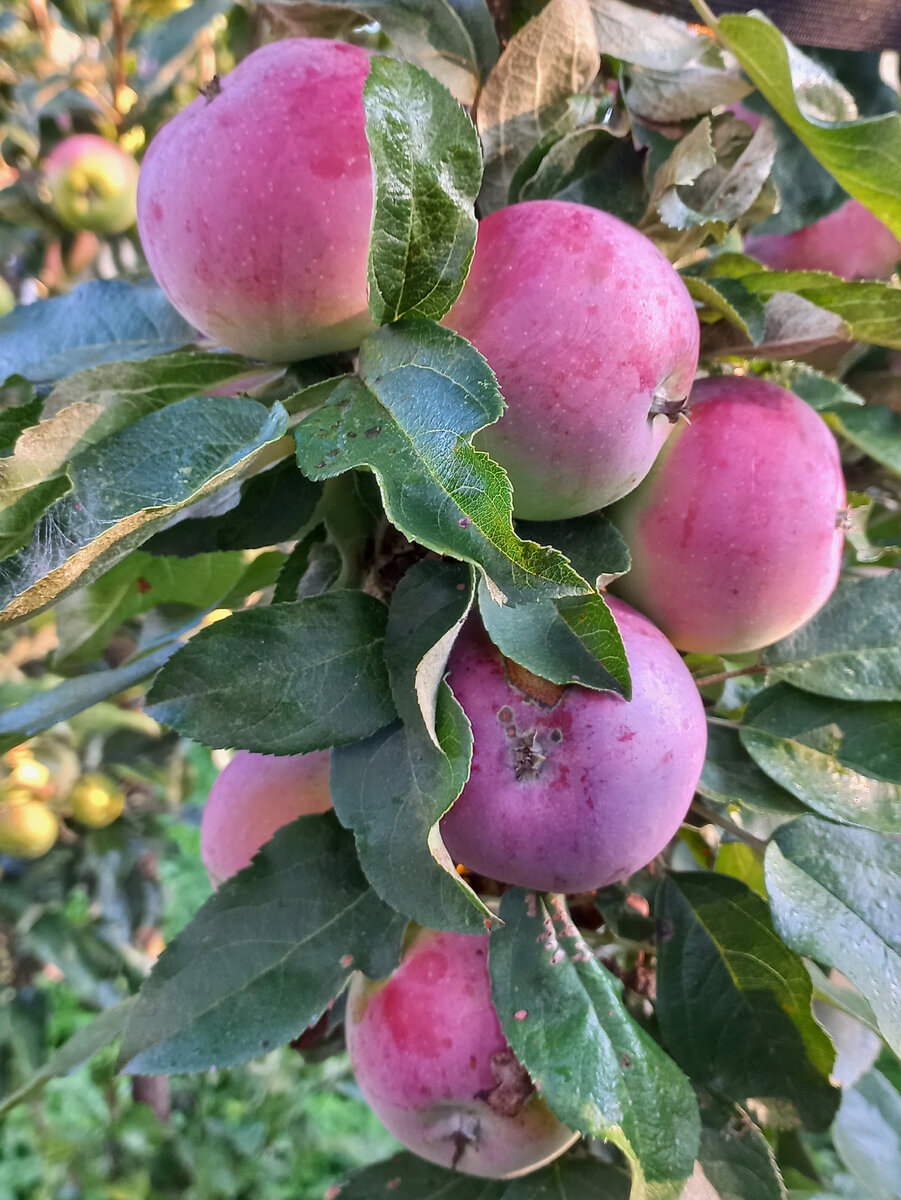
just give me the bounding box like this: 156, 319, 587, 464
137, 39, 376, 361
0, 278, 14, 317
441, 200, 700, 519
610, 374, 846, 654
0, 789, 59, 859
200, 749, 332, 887
68, 774, 126, 828
45, 134, 139, 234
439, 598, 707, 893
346, 927, 578, 1177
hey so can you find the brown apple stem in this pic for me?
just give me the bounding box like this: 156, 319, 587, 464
693, 663, 767, 688
690, 800, 768, 854
110, 0, 128, 122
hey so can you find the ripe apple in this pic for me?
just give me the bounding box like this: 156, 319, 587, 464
346, 927, 578, 1178
68, 774, 125, 828
44, 134, 140, 235
200, 749, 332, 887
441, 200, 700, 519
438, 597, 707, 893
0, 789, 59, 859
610, 374, 846, 654
745, 199, 900, 279
137, 39, 376, 362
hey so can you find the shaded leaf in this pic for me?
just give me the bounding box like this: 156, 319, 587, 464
118, 813, 407, 1073
683, 276, 767, 345
147, 590, 395, 753
655, 873, 838, 1130
477, 0, 600, 214
824, 405, 901, 476
698, 723, 805, 818
762, 574, 901, 701
765, 815, 901, 1057
740, 683, 901, 833
695, 1094, 787, 1200
832, 1069, 901, 1200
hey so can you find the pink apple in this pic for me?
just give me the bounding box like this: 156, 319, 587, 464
438, 597, 707, 893
346, 927, 578, 1178
610, 374, 846, 654
137, 39, 376, 361
442, 200, 700, 519
200, 749, 332, 887
745, 199, 900, 279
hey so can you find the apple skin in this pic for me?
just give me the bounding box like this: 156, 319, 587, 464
438, 597, 707, 893
137, 39, 376, 362
441, 200, 700, 519
200, 749, 332, 887
45, 135, 139, 235
0, 791, 59, 859
610, 374, 846, 655
745, 199, 900, 279
0, 277, 14, 318
346, 927, 578, 1178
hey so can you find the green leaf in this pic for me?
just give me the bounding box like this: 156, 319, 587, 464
476, 0, 600, 214
762, 575, 901, 701
118, 813, 407, 1073
0, 386, 41, 453
147, 590, 395, 753
477, 579, 630, 696
53, 550, 250, 667
699, 724, 805, 818
587, 0, 708, 71
490, 889, 700, 1198
695, 1094, 787, 1200
144, 458, 321, 556
683, 276, 767, 345
0, 998, 135, 1118
294, 321, 590, 606
712, 13, 901, 237
832, 1070, 901, 1200
336, 1152, 633, 1198
765, 815, 901, 1057
0, 643, 176, 755
330, 559, 489, 931
752, 362, 865, 412
740, 683, 901, 833
364, 57, 481, 325
807, 961, 879, 1039
0, 396, 289, 625
824, 405, 901, 476
0, 280, 195, 382
739, 271, 901, 352
515, 512, 630, 589
655, 873, 838, 1130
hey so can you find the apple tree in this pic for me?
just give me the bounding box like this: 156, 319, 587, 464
1, 0, 901, 1196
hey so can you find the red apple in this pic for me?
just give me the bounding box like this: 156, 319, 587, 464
610, 374, 846, 654
137, 39, 376, 361
346, 927, 578, 1178
745, 199, 900, 279
442, 200, 700, 519
439, 597, 707, 893
200, 749, 332, 887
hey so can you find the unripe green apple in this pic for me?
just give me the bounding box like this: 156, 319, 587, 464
610, 374, 846, 654
45, 134, 139, 234
200, 749, 332, 887
137, 39, 376, 361
346, 927, 578, 1178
